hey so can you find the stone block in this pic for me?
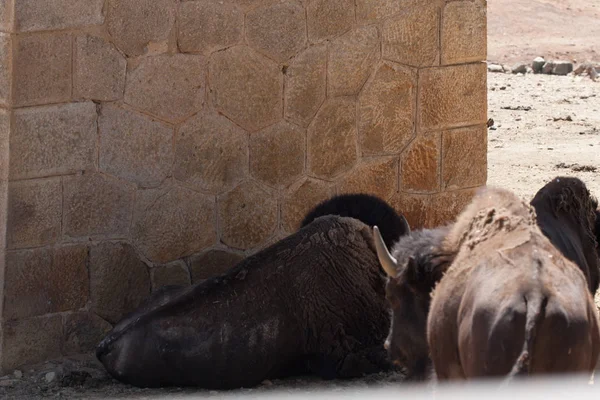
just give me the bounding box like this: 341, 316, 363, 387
14, 0, 104, 32
389, 192, 430, 230
89, 241, 150, 324
1, 315, 63, 372
307, 97, 357, 179
178, 1, 243, 54
281, 177, 334, 233
359, 61, 416, 155
175, 111, 247, 195
441, 0, 487, 65
63, 173, 135, 239
0, 34, 10, 106
401, 132, 441, 193
284, 44, 327, 128
132, 184, 217, 263
151, 261, 191, 291
0, 0, 13, 32
74, 34, 127, 101
99, 105, 174, 188
124, 54, 206, 123
10, 102, 97, 180
63, 312, 113, 355
246, 1, 307, 62
355, 0, 409, 22
13, 33, 72, 106
382, 5, 440, 67
250, 121, 305, 188
328, 25, 379, 97
442, 125, 487, 190
419, 63, 487, 131
107, 0, 176, 57
3, 244, 89, 320
189, 249, 245, 283
6, 178, 62, 249
210, 46, 282, 132
218, 181, 277, 250
427, 187, 478, 227
338, 157, 398, 201
306, 0, 355, 43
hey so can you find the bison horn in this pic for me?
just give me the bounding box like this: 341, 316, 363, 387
373, 225, 398, 276
400, 215, 411, 235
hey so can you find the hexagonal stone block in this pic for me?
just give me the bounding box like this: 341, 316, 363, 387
419, 63, 487, 131
14, 0, 104, 32
89, 241, 151, 324
218, 181, 277, 250
107, 0, 176, 57
382, 4, 440, 67
189, 249, 245, 283
338, 157, 398, 201
306, 0, 355, 43
246, 1, 307, 62
132, 184, 217, 263
427, 187, 478, 228
7, 178, 62, 249
4, 244, 89, 320
63, 172, 135, 238
10, 102, 97, 180
250, 121, 305, 188
284, 45, 327, 128
401, 132, 441, 193
328, 25, 379, 97
63, 312, 113, 355
441, 0, 487, 65
99, 105, 174, 188
178, 1, 243, 54
307, 97, 358, 179
359, 62, 416, 155
210, 46, 283, 132
74, 34, 127, 101
124, 54, 206, 123
281, 177, 334, 233
151, 261, 191, 291
1, 315, 63, 372
442, 125, 487, 190
389, 192, 430, 230
13, 33, 72, 106
174, 111, 248, 195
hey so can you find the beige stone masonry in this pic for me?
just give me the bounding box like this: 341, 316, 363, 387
0, 0, 488, 372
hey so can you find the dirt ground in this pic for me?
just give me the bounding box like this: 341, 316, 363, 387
2, 2, 600, 398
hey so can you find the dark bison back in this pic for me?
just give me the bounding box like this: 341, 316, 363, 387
300, 193, 409, 250
530, 177, 599, 294
96, 215, 393, 389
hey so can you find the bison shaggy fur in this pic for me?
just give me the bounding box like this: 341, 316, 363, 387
96, 215, 395, 389
300, 193, 410, 250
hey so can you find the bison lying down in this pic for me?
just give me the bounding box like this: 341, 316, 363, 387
376, 184, 600, 381
96, 215, 402, 389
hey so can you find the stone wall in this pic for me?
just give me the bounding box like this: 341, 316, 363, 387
0, 0, 488, 373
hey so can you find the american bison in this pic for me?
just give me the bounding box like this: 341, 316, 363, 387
375, 186, 600, 381
530, 177, 600, 294
301, 193, 410, 250
96, 215, 401, 389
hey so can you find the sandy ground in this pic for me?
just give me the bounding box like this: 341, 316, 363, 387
1, 2, 599, 398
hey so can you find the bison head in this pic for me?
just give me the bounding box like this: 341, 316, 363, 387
373, 226, 451, 381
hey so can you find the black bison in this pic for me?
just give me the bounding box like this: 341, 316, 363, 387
530, 176, 600, 294
375, 186, 600, 381
96, 215, 402, 389
301, 193, 410, 250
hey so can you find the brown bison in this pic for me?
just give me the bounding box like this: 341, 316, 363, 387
96, 215, 401, 389
530, 177, 600, 294
375, 186, 600, 381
